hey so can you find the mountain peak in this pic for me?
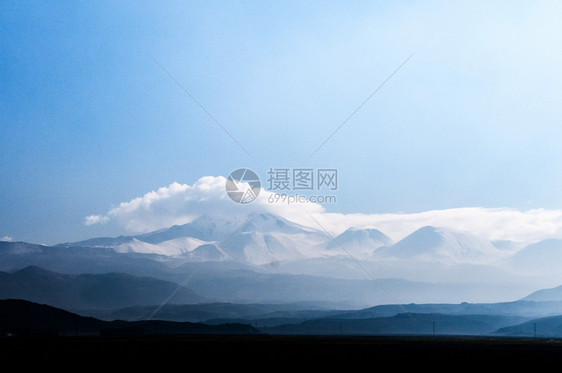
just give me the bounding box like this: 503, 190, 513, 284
240, 212, 312, 234
138, 214, 247, 243
13, 265, 57, 276
391, 226, 445, 251
326, 227, 392, 258
341, 227, 392, 242
383, 226, 500, 263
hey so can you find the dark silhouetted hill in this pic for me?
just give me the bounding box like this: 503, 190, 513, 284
0, 299, 258, 337
494, 315, 562, 338
265, 313, 527, 336
0, 266, 206, 312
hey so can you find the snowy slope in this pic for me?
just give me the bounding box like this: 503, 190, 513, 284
219, 213, 330, 265
380, 226, 503, 264
326, 228, 393, 258
502, 239, 562, 276
64, 216, 515, 267
68, 213, 331, 264
114, 237, 211, 256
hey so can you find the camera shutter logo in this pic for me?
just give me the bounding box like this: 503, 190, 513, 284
225, 168, 261, 204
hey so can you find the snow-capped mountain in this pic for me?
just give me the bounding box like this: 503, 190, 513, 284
139, 214, 248, 243
61, 215, 516, 266
502, 239, 562, 276
378, 226, 504, 264
326, 228, 393, 259
238, 213, 320, 235
223, 213, 330, 264
113, 237, 210, 256
63, 213, 331, 265
4, 214, 559, 305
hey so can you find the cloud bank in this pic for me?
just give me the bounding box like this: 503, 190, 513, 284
85, 176, 562, 243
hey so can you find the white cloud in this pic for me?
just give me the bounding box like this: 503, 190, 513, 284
1, 236, 13, 242
84, 215, 109, 226
86, 177, 262, 233
85, 176, 562, 243
296, 207, 562, 243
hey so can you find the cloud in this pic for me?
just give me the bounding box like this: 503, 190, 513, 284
85, 176, 562, 243
1, 236, 13, 242
86, 177, 261, 233
84, 176, 327, 233
84, 215, 109, 226
296, 207, 562, 243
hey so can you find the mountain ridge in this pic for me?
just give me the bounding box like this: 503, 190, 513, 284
0, 299, 257, 337
378, 226, 504, 264
5, 212, 562, 306
0, 265, 206, 312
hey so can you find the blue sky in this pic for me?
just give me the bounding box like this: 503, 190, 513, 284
2, 1, 562, 244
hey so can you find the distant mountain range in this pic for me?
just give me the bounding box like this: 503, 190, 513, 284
0, 299, 257, 337
53, 212, 562, 275
495, 315, 562, 338
3, 296, 562, 338
54, 212, 515, 264
0, 266, 205, 313
265, 313, 527, 336
3, 211, 562, 308
62, 213, 332, 264
4, 264, 562, 337
376, 226, 504, 264
521, 283, 562, 302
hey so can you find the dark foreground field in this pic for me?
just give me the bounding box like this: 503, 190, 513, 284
3, 335, 562, 366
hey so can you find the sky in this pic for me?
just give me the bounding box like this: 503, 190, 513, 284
2, 1, 562, 244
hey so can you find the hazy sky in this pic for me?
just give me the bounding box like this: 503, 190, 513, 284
2, 1, 562, 244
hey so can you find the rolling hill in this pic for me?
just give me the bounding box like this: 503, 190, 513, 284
0, 299, 257, 337
265, 312, 527, 336
0, 266, 206, 312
